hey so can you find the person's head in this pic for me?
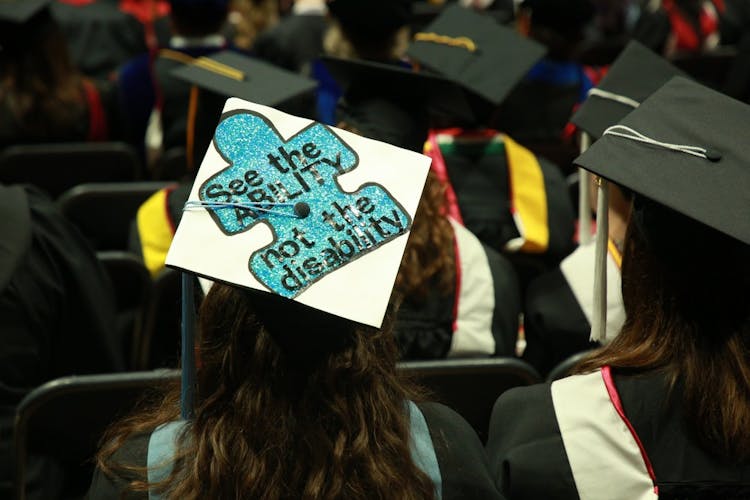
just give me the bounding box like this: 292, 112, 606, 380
98, 284, 436, 498
324, 0, 412, 61
230, 0, 279, 50
0, 5, 83, 135
574, 77, 750, 460
169, 0, 230, 37
517, 0, 595, 60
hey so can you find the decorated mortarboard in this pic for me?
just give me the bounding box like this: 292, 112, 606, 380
170, 50, 317, 109
571, 41, 688, 140
575, 76, 750, 341
407, 4, 546, 108
166, 98, 431, 328
0, 0, 50, 24
319, 55, 475, 129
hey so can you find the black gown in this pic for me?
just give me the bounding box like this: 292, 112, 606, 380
0, 185, 123, 499
87, 402, 504, 499
395, 219, 521, 359
522, 241, 624, 376
428, 131, 576, 288
487, 368, 750, 499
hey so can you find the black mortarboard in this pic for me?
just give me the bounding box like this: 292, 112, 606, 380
407, 4, 546, 109
576, 76, 750, 246
171, 51, 317, 108
320, 55, 474, 133
0, 0, 49, 24
571, 41, 688, 139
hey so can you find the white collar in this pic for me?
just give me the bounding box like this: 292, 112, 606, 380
292, 0, 327, 15
170, 34, 227, 50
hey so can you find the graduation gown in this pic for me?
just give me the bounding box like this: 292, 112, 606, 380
486, 367, 750, 499
394, 219, 521, 359
0, 78, 112, 149
0, 185, 122, 499
492, 60, 591, 144
523, 240, 625, 375
87, 402, 503, 500
425, 130, 576, 287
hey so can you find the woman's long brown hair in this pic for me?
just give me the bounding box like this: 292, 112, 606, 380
0, 9, 85, 138
394, 171, 456, 301
96, 285, 436, 498
575, 195, 750, 460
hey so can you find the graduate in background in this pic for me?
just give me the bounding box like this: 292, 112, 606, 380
313, 0, 414, 124
88, 96, 502, 499
493, 0, 597, 147
325, 56, 522, 358
252, 0, 328, 75
487, 77, 750, 498
523, 41, 687, 375
0, 184, 122, 499
0, 0, 115, 149
407, 5, 576, 289
117, 0, 236, 166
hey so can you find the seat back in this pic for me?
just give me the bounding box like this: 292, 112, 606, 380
546, 350, 592, 382
152, 147, 188, 181
97, 251, 153, 369
13, 370, 179, 500
672, 47, 738, 90
398, 358, 541, 442
139, 269, 182, 369
58, 181, 171, 251
0, 142, 140, 198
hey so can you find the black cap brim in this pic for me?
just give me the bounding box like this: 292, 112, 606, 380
571, 41, 687, 139
0, 0, 50, 24
575, 76, 750, 245
170, 51, 317, 108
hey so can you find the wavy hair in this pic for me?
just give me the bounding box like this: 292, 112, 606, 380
394, 171, 456, 302
575, 195, 750, 460
96, 284, 435, 498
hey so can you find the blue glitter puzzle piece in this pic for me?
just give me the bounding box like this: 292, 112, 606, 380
199, 110, 412, 298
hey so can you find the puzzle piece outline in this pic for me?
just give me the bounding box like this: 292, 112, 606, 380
198, 108, 413, 298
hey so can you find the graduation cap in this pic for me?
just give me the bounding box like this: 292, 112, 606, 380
171, 50, 317, 109
575, 76, 750, 340
572, 41, 687, 243
165, 98, 431, 416
571, 41, 688, 140
0, 0, 50, 24
407, 4, 546, 113
319, 55, 475, 145
170, 50, 317, 170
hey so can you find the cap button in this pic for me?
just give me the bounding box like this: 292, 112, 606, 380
705, 149, 722, 162
294, 201, 311, 218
